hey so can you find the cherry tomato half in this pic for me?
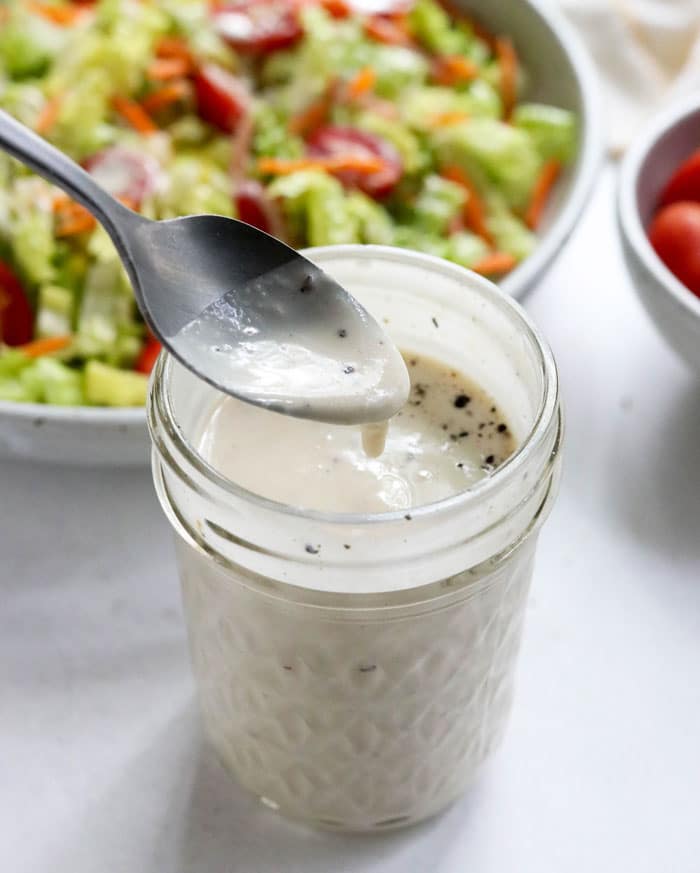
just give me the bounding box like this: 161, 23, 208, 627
0, 260, 33, 347
213, 0, 303, 54
659, 149, 700, 207
648, 201, 700, 297
307, 125, 402, 198
135, 336, 162, 374
84, 147, 160, 208
193, 64, 250, 133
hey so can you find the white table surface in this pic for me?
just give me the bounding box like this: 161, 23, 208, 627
2, 167, 699, 873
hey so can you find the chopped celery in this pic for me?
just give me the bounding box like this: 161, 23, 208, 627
485, 194, 536, 262
84, 360, 148, 406
20, 358, 84, 406
393, 226, 451, 260
412, 175, 466, 235
372, 46, 429, 99
268, 171, 361, 246
0, 348, 33, 378
409, 0, 482, 57
253, 104, 304, 160
347, 193, 395, 245
513, 104, 578, 163
10, 198, 55, 287
0, 379, 38, 403
448, 231, 489, 268
433, 119, 542, 208
154, 156, 234, 218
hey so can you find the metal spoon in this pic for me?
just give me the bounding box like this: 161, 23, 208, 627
0, 111, 409, 424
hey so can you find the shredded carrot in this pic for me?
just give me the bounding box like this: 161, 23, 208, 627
525, 159, 561, 230
288, 81, 337, 136
111, 96, 157, 135
140, 80, 191, 114
258, 155, 385, 176
364, 15, 414, 47
35, 96, 62, 135
155, 36, 193, 63
471, 252, 517, 276
146, 57, 192, 81
18, 335, 72, 357
441, 164, 493, 246
431, 55, 479, 86
495, 36, 518, 120
27, 2, 86, 25
55, 201, 96, 236
347, 67, 376, 100
428, 111, 470, 127
320, 0, 350, 17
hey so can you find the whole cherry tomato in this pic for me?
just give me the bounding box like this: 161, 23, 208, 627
648, 201, 700, 297
0, 260, 33, 346
659, 150, 700, 207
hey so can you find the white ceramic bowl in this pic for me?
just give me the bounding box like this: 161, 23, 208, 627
0, 0, 602, 467
618, 94, 700, 372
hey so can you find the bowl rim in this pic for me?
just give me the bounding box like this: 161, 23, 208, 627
0, 0, 603, 427
618, 91, 700, 321
498, 0, 604, 299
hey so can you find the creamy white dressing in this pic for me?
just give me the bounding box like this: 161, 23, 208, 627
175, 259, 410, 425
196, 352, 516, 513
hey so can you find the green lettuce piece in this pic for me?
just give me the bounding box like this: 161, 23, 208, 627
354, 112, 428, 175
399, 84, 501, 133
268, 170, 361, 246
347, 192, 394, 245
77, 258, 133, 350
0, 14, 65, 79
448, 231, 489, 268
8, 182, 56, 287
485, 194, 536, 261
412, 174, 466, 235
0, 348, 33, 379
253, 104, 304, 159
36, 284, 74, 338
20, 357, 84, 406
0, 378, 38, 403
371, 46, 429, 99
512, 103, 577, 163
409, 0, 482, 58
84, 360, 148, 406
393, 226, 450, 260
154, 156, 234, 218
433, 119, 542, 208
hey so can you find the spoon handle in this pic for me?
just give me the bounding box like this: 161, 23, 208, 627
0, 109, 138, 238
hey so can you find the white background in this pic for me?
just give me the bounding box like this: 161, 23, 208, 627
2, 168, 699, 872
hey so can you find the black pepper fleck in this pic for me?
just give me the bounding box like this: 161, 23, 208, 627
490, 406, 496, 413
450, 434, 458, 442
300, 274, 314, 293
454, 394, 470, 408
457, 462, 465, 468
337, 328, 347, 338
431, 316, 439, 328
33, 417, 45, 428
485, 454, 495, 465
305, 544, 320, 555
414, 384, 426, 397
404, 514, 412, 521
458, 431, 469, 438
441, 423, 448, 431
359, 665, 377, 673
478, 422, 486, 430
282, 665, 293, 671
343, 365, 355, 374
409, 358, 417, 367
497, 423, 507, 433
343, 544, 351, 550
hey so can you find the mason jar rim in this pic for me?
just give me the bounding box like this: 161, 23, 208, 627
150, 245, 558, 528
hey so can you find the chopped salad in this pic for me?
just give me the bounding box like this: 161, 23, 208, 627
0, 0, 577, 407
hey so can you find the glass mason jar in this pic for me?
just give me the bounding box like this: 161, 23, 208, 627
148, 246, 562, 832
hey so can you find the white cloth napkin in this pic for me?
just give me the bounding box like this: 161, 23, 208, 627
554, 0, 700, 154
